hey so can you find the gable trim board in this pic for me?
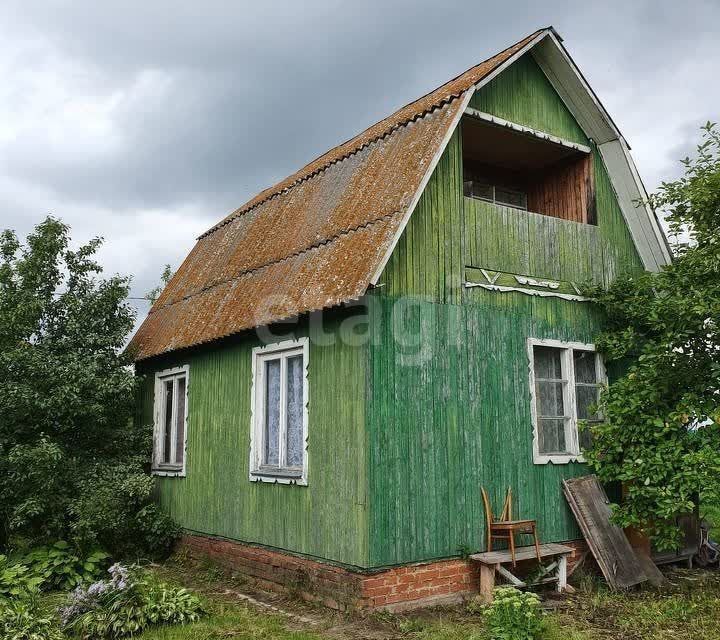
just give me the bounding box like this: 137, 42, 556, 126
530, 32, 672, 270
368, 89, 475, 286
128, 28, 670, 362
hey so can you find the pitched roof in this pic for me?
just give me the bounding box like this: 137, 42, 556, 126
128, 29, 545, 361
128, 27, 671, 361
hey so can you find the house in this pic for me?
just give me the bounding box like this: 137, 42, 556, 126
129, 27, 670, 610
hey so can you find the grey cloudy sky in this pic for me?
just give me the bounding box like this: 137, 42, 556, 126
1, 0, 718, 320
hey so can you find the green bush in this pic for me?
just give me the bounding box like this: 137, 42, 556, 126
70, 460, 180, 559
20, 542, 109, 591
61, 564, 203, 638
0, 596, 64, 640
482, 587, 545, 640
0, 555, 42, 601
0, 218, 180, 560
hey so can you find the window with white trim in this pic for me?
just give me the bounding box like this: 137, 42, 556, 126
528, 339, 605, 464
250, 338, 308, 484
152, 366, 189, 476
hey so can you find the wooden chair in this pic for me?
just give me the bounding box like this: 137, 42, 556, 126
481, 486, 541, 567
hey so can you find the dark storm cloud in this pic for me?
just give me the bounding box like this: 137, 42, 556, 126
0, 0, 717, 308
0, 0, 562, 211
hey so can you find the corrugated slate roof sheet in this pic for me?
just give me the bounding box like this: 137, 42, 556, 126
128, 30, 545, 361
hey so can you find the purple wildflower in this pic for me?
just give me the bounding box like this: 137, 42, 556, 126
58, 563, 135, 626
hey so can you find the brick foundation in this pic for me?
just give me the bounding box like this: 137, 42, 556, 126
180, 534, 589, 611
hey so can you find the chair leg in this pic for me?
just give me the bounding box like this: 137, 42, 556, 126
487, 531, 493, 552
533, 525, 541, 563
509, 531, 516, 568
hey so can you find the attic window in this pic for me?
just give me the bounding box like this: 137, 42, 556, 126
250, 338, 309, 485
463, 174, 528, 211
462, 115, 595, 224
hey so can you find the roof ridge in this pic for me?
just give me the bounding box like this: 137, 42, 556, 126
154, 211, 397, 313
199, 28, 547, 239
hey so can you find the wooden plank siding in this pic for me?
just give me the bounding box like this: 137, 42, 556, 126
526, 154, 594, 224
136, 312, 370, 568
367, 56, 645, 567
366, 295, 606, 566
469, 52, 588, 147
135, 49, 648, 571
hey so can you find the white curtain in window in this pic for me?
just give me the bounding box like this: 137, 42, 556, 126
264, 360, 281, 465
285, 355, 304, 467
162, 380, 174, 464
175, 376, 186, 464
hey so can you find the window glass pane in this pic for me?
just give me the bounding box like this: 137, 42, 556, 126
573, 351, 598, 384
539, 418, 567, 454
576, 384, 600, 420
578, 422, 593, 451
264, 359, 281, 466
285, 355, 304, 467
533, 346, 563, 379
536, 381, 565, 417
175, 376, 186, 465
162, 380, 173, 464
472, 182, 494, 201
495, 187, 527, 210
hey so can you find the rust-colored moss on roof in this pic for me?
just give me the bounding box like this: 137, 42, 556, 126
128, 30, 548, 361
129, 216, 399, 359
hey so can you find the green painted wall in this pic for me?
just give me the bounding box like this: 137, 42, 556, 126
469, 52, 588, 146
367, 55, 646, 566
137, 313, 369, 568
366, 294, 604, 566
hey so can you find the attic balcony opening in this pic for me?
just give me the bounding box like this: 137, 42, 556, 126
461, 113, 596, 225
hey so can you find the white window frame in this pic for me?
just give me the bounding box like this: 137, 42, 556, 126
527, 338, 606, 465
152, 365, 190, 477
249, 337, 309, 485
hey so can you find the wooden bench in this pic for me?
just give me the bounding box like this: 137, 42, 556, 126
470, 543, 573, 603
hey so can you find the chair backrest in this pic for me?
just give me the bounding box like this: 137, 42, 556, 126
481, 486, 513, 526
481, 486, 495, 526
501, 486, 513, 521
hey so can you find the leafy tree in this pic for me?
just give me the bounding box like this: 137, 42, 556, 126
585, 123, 720, 549
145, 264, 173, 305
0, 218, 177, 555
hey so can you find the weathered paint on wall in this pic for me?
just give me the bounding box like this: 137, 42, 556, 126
366, 294, 603, 566
367, 56, 645, 566
380, 127, 465, 305
469, 52, 588, 146
137, 312, 369, 568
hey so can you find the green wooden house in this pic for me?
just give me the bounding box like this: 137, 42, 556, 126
130, 27, 670, 609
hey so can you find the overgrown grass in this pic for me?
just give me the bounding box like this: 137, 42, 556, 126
553, 569, 720, 640
136, 601, 323, 640
34, 558, 720, 640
